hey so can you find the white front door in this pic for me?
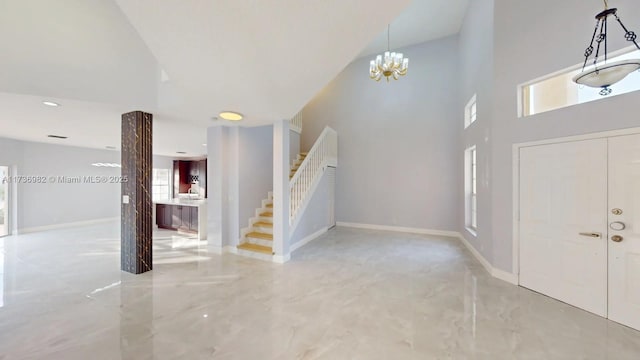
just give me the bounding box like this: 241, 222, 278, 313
608, 134, 640, 330
0, 166, 8, 237
519, 139, 608, 316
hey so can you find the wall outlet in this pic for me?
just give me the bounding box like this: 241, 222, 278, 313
123, 195, 130, 204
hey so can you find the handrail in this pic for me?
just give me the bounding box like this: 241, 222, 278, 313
289, 126, 337, 227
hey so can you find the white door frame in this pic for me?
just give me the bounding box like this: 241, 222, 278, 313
512, 126, 640, 284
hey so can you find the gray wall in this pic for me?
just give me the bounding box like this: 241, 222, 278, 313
489, 0, 640, 272
238, 126, 273, 231
302, 36, 460, 232
458, 0, 495, 262
291, 169, 331, 245
0, 136, 175, 231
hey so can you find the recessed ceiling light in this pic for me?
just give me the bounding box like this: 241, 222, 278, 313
219, 111, 243, 121
176, 151, 187, 154
47, 134, 67, 139
43, 101, 60, 107
202, 143, 207, 147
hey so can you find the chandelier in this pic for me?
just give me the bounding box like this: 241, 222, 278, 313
573, 0, 640, 96
369, 25, 409, 82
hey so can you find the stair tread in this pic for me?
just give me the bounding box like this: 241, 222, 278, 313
247, 232, 273, 240
254, 221, 273, 228
237, 243, 272, 254
266, 203, 273, 208
260, 212, 273, 217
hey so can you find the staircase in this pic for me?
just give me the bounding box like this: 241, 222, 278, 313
236, 152, 307, 259
290, 152, 307, 179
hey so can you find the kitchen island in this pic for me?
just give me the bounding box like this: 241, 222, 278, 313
154, 199, 207, 240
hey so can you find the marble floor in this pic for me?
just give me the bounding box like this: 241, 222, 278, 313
0, 224, 639, 359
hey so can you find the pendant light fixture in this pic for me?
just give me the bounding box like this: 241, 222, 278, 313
369, 25, 409, 82
573, 0, 640, 96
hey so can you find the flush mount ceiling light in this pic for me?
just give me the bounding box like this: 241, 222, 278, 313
219, 111, 243, 121
573, 0, 640, 96
369, 24, 409, 82
42, 101, 60, 107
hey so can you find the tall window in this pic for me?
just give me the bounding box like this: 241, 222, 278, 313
464, 94, 477, 128
152, 168, 171, 201
465, 146, 477, 233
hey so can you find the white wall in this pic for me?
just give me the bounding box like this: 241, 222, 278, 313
302, 36, 460, 232
239, 126, 273, 230
290, 169, 331, 245
0, 137, 174, 232
289, 130, 301, 166
458, 0, 495, 263
489, 0, 640, 272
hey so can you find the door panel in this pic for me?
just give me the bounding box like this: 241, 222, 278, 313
0, 166, 8, 237
519, 139, 608, 317
608, 134, 640, 330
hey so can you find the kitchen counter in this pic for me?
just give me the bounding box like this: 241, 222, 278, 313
154, 199, 206, 207
154, 199, 207, 240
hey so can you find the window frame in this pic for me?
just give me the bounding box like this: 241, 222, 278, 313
465, 146, 478, 235
464, 94, 477, 129
152, 168, 171, 202
518, 45, 640, 118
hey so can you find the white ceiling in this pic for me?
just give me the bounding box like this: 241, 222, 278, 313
0, 93, 207, 157
0, 0, 469, 157
358, 0, 471, 58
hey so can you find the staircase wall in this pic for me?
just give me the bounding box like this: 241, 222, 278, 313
289, 130, 300, 165
301, 36, 460, 233
290, 169, 331, 247
238, 126, 273, 232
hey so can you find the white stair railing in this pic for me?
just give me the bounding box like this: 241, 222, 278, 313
290, 111, 303, 133
289, 126, 337, 229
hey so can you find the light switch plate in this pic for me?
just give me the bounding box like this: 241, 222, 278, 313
123, 195, 130, 204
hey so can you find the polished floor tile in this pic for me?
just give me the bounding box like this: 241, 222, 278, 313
0, 224, 639, 359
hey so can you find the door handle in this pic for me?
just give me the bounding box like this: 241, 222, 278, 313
579, 232, 602, 238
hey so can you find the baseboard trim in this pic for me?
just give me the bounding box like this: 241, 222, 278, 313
336, 222, 459, 238
290, 226, 329, 253
456, 234, 518, 285
336, 221, 518, 286
223, 245, 238, 254
273, 254, 291, 264
18, 217, 119, 234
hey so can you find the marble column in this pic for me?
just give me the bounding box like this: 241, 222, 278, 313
121, 111, 153, 274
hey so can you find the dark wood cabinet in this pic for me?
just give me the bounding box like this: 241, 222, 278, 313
190, 206, 199, 231
156, 204, 166, 227
156, 204, 199, 233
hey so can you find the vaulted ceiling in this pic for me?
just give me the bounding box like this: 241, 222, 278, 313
0, 0, 469, 156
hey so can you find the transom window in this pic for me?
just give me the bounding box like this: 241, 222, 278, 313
520, 47, 640, 117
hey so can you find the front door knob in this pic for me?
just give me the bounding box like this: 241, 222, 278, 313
611, 235, 624, 243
